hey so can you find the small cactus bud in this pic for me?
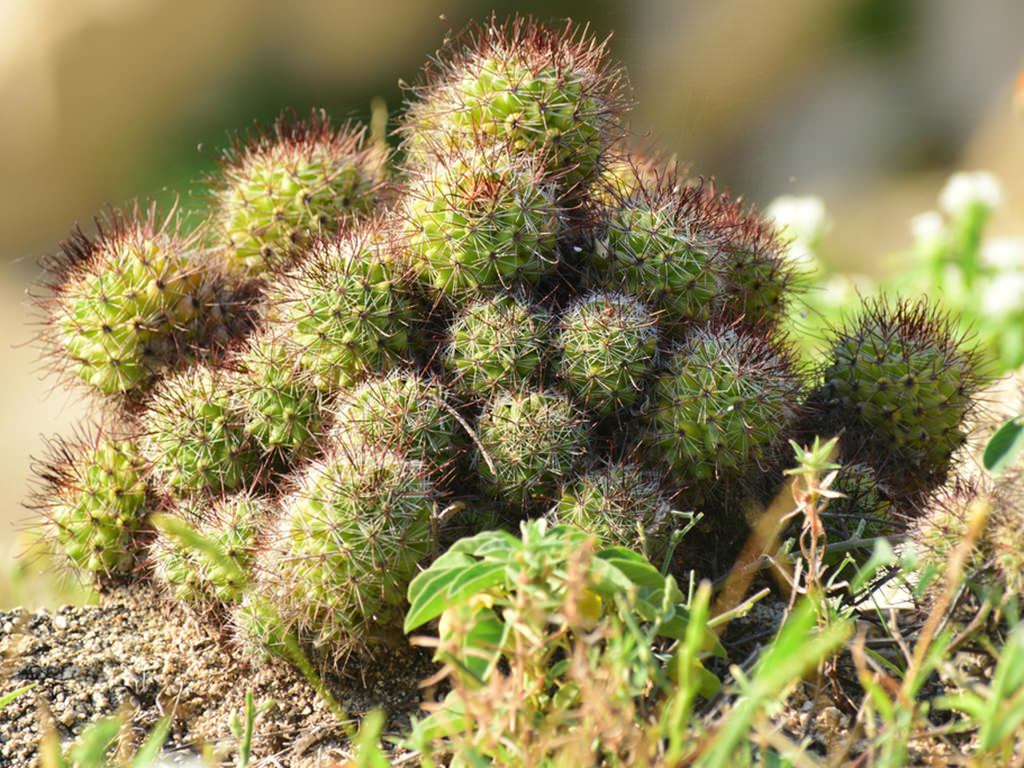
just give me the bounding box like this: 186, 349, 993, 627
37, 203, 217, 395
150, 492, 267, 606
476, 387, 590, 508
263, 221, 414, 390
230, 330, 331, 464
30, 426, 151, 580
815, 297, 985, 497
332, 370, 459, 474
646, 324, 803, 485
591, 176, 725, 333
400, 15, 629, 193
261, 440, 435, 657
139, 363, 260, 496
555, 290, 658, 417
210, 109, 387, 278
549, 461, 675, 558
444, 291, 551, 395
402, 145, 562, 297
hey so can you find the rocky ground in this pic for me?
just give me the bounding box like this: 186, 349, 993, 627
0, 585, 436, 767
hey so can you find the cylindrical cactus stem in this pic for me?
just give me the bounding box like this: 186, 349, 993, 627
260, 439, 435, 658
209, 109, 388, 280
401, 144, 563, 298
555, 290, 659, 417
549, 460, 676, 559
331, 370, 459, 474
475, 387, 590, 509
29, 424, 151, 582
443, 291, 552, 396
645, 323, 804, 486
36, 203, 219, 396
149, 491, 267, 607
262, 220, 415, 391
400, 15, 629, 195
813, 297, 985, 498
139, 362, 261, 497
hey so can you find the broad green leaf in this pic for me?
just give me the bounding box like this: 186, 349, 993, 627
444, 562, 508, 606
983, 414, 1024, 474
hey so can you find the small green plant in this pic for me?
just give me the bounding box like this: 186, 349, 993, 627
403, 519, 724, 766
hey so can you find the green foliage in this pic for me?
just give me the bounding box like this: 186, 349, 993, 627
984, 414, 1024, 474
405, 520, 724, 766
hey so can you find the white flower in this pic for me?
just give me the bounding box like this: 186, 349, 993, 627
981, 272, 1024, 318
981, 237, 1024, 271
766, 195, 830, 273
938, 171, 1003, 217
821, 273, 875, 305
910, 210, 946, 247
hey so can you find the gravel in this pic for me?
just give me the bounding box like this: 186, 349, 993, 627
0, 585, 434, 767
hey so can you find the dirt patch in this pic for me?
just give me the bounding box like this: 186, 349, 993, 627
0, 585, 435, 767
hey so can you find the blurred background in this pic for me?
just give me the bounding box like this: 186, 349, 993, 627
1, 0, 1021, 606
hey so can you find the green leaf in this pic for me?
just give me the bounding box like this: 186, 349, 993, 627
444, 561, 507, 605
351, 710, 392, 768
131, 718, 171, 768
68, 717, 120, 766
983, 414, 1024, 474
0, 682, 37, 710
406, 568, 463, 632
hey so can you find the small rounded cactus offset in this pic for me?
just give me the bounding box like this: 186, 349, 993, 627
556, 290, 658, 417
149, 492, 266, 606
261, 441, 435, 656
476, 388, 590, 508
590, 176, 725, 333
210, 109, 387, 279
263, 222, 414, 390
402, 146, 562, 297
37, 204, 218, 395
332, 370, 458, 472
549, 460, 675, 558
646, 324, 803, 486
30, 427, 150, 579
813, 297, 985, 498
400, 15, 629, 192
444, 291, 551, 395
139, 362, 260, 496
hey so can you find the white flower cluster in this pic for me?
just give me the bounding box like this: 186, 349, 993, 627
765, 194, 829, 273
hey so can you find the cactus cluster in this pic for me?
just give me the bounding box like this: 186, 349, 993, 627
26, 15, 985, 667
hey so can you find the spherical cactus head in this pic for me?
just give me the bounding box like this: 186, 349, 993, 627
139, 362, 260, 496
210, 109, 387, 279
36, 203, 217, 396
550, 460, 675, 559
150, 491, 267, 607
400, 14, 630, 194
646, 323, 804, 487
332, 370, 459, 474
705, 188, 793, 329
589, 174, 726, 334
476, 387, 590, 509
815, 297, 985, 498
401, 144, 562, 298
262, 220, 415, 391
262, 440, 435, 658
30, 425, 151, 582
230, 328, 332, 464
556, 290, 659, 417
911, 477, 999, 604
444, 291, 552, 396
